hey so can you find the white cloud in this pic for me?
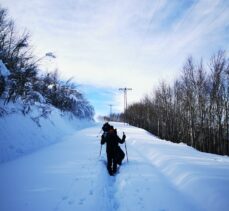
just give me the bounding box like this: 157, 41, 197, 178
1, 0, 229, 114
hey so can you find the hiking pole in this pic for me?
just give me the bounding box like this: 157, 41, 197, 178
99, 144, 102, 158
123, 132, 129, 162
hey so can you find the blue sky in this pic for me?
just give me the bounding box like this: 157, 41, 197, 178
1, 0, 229, 116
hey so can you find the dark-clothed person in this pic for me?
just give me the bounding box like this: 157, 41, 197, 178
101, 123, 126, 176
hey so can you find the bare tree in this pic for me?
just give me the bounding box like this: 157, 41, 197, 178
124, 51, 229, 156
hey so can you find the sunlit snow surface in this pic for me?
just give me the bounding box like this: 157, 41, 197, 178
0, 122, 229, 211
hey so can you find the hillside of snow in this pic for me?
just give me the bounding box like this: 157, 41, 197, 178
1, 122, 229, 211
0, 101, 94, 163
0, 56, 95, 164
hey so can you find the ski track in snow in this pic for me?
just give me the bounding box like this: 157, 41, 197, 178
1, 122, 229, 211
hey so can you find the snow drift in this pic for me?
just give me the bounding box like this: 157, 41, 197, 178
0, 101, 94, 163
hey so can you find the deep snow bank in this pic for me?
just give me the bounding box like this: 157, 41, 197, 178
122, 123, 229, 211
0, 101, 94, 163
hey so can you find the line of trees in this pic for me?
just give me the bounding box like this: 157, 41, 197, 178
125, 51, 229, 155
0, 5, 94, 120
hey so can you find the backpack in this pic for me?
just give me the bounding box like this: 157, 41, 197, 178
116, 146, 125, 165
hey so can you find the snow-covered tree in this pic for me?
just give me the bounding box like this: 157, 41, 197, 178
0, 5, 94, 120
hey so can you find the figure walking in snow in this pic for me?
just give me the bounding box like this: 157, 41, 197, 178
101, 122, 126, 176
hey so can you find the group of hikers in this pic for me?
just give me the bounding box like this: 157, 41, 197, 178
100, 122, 127, 176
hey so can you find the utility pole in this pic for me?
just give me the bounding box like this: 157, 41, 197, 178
119, 87, 132, 123
108, 104, 113, 118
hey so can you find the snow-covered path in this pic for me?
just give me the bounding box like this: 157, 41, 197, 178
1, 122, 229, 211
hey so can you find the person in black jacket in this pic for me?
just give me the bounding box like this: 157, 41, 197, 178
101, 123, 126, 176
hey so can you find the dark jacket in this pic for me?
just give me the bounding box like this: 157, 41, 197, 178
101, 129, 125, 156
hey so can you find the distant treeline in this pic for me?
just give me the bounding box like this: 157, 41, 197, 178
123, 51, 229, 155
0, 5, 94, 119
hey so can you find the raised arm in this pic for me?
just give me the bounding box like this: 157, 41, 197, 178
117, 132, 126, 144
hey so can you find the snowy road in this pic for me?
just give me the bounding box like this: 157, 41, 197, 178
1, 122, 229, 211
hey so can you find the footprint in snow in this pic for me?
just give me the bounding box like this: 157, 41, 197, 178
78, 198, 85, 205
113, 201, 119, 209
68, 200, 75, 205
62, 196, 68, 201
